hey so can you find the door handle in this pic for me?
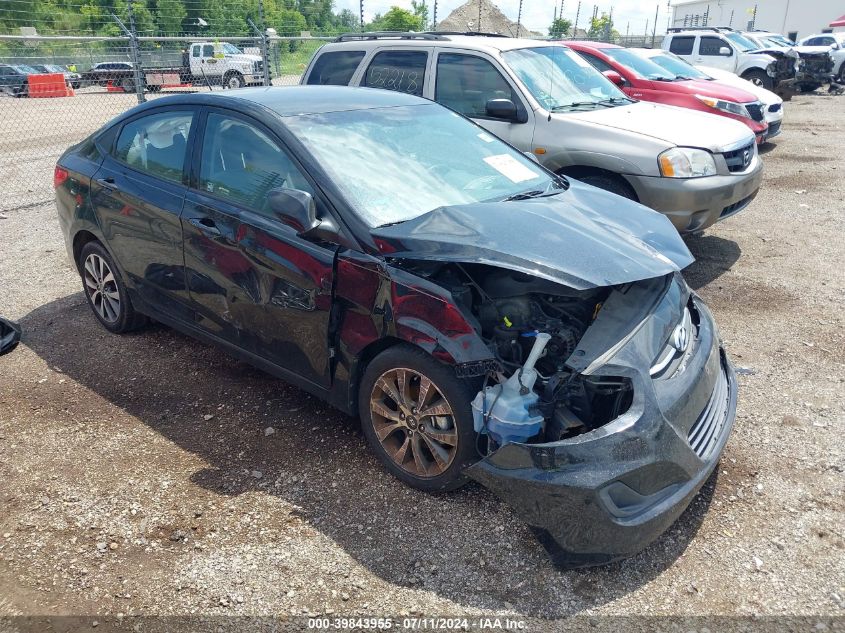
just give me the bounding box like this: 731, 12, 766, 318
96, 176, 115, 190
187, 216, 221, 236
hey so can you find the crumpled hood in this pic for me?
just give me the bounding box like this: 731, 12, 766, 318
566, 102, 753, 153
371, 180, 694, 290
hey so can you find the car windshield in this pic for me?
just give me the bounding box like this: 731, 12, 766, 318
284, 104, 552, 228
603, 47, 678, 80
502, 46, 630, 110
222, 43, 242, 54
765, 34, 794, 47
644, 51, 712, 79
42, 64, 63, 72
726, 32, 760, 52
12, 65, 38, 74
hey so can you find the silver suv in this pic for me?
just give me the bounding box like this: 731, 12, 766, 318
303, 33, 763, 234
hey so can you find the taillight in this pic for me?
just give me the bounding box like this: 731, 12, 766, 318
53, 166, 69, 189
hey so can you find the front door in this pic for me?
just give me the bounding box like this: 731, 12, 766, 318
91, 107, 196, 321
696, 36, 735, 71
431, 50, 535, 152
181, 108, 337, 387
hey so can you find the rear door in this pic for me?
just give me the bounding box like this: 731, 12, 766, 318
181, 107, 337, 387
431, 49, 535, 152
667, 35, 696, 65
358, 47, 433, 97
91, 107, 197, 321
695, 35, 736, 72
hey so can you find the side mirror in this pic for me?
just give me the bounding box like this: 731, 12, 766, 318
602, 69, 625, 86
269, 187, 339, 242
719, 46, 732, 56
486, 98, 519, 121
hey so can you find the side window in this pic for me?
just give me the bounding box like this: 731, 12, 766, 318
363, 50, 427, 96
199, 113, 313, 213
306, 50, 365, 85
192, 46, 200, 58
668, 36, 695, 56
114, 110, 193, 183
578, 52, 615, 73
202, 44, 214, 58
700, 36, 730, 56
435, 53, 518, 118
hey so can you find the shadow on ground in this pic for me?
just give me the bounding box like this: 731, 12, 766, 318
17, 293, 719, 617
683, 234, 742, 291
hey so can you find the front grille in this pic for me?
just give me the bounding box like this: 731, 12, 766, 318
768, 103, 782, 113
688, 362, 731, 459
723, 142, 755, 173
720, 194, 754, 218
745, 102, 764, 122
253, 60, 263, 73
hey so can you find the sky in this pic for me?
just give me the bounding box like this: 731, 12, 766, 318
337, 0, 677, 35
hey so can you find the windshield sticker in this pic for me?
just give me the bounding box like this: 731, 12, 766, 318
477, 132, 495, 143
483, 154, 538, 183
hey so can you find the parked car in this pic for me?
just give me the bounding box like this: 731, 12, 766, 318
743, 31, 836, 92
31, 63, 81, 89
80, 61, 140, 92
55, 86, 737, 568
796, 32, 845, 84
568, 41, 769, 144
663, 27, 794, 92
632, 48, 784, 140
303, 33, 762, 234
0, 63, 38, 97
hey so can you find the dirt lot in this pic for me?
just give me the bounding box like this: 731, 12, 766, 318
0, 92, 844, 630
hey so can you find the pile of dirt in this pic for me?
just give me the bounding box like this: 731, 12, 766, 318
434, 0, 542, 37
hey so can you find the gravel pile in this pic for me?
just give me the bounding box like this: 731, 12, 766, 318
435, 0, 542, 37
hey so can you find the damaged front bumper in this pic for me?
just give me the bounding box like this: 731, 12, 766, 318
466, 293, 737, 568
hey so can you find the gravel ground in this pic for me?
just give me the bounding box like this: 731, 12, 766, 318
0, 92, 843, 630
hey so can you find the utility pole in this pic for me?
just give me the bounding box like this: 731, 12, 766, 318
433, 0, 438, 29
729, 9, 734, 27
478, 0, 482, 32
573, 1, 581, 36
360, 0, 364, 30
516, 0, 523, 36
652, 3, 658, 47
124, 1, 144, 104
751, 3, 757, 29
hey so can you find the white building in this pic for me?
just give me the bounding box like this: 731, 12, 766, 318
669, 0, 845, 40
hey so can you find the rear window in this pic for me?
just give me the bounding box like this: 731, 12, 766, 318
307, 50, 365, 85
363, 50, 427, 96
668, 36, 694, 56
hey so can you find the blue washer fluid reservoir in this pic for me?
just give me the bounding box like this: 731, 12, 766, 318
471, 333, 551, 445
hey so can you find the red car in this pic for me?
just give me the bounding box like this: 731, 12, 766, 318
566, 41, 769, 144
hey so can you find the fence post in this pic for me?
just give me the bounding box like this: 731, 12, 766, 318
126, 0, 145, 104
257, 0, 271, 86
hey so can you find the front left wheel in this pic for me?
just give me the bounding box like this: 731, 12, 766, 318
78, 241, 147, 333
358, 345, 479, 492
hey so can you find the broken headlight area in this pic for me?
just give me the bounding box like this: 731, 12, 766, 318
422, 263, 641, 450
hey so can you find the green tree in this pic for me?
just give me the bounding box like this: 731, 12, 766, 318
369, 6, 422, 31
587, 12, 618, 40
153, 0, 186, 34
411, 0, 428, 30
548, 17, 571, 38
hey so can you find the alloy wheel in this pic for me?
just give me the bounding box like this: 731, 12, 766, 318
83, 253, 121, 323
369, 368, 458, 478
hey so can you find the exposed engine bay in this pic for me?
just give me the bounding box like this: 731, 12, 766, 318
413, 262, 635, 450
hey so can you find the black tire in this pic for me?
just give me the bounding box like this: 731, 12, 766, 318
358, 344, 480, 492
78, 241, 147, 334
797, 82, 821, 93
577, 173, 637, 201
742, 69, 774, 91
838, 64, 845, 83
223, 71, 245, 89
120, 77, 135, 93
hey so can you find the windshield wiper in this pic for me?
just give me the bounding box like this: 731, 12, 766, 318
551, 100, 608, 111
502, 175, 570, 202
596, 97, 631, 105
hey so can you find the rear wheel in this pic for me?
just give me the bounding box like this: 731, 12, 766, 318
742, 69, 774, 91
78, 241, 147, 334
224, 71, 245, 89
358, 345, 479, 492
120, 77, 135, 93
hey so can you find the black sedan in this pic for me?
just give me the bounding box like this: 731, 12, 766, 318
0, 63, 38, 97
55, 86, 737, 567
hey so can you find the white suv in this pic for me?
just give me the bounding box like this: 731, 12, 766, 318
303, 33, 763, 234
663, 27, 793, 91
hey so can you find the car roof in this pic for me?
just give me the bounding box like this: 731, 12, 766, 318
566, 40, 621, 50
320, 34, 563, 56
132, 86, 431, 117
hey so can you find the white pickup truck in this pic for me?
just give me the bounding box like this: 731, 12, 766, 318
185, 42, 266, 88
